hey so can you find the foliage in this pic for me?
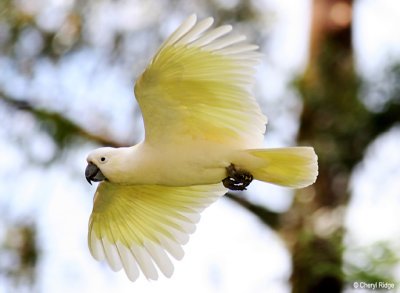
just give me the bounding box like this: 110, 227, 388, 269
345, 242, 399, 285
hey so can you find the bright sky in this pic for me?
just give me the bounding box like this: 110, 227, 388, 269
1, 0, 400, 292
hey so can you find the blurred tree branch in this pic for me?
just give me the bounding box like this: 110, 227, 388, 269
0, 91, 128, 148
225, 193, 280, 229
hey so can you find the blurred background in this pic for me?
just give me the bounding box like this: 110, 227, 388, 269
1, 0, 400, 292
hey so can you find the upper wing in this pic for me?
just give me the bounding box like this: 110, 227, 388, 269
134, 14, 267, 149
88, 181, 227, 281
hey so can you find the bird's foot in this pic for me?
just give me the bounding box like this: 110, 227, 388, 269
222, 164, 253, 191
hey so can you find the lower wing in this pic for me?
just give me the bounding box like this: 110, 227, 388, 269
88, 181, 227, 281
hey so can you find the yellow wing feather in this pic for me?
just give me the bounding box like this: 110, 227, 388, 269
88, 181, 226, 281
134, 14, 267, 149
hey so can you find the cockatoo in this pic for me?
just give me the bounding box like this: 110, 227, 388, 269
85, 14, 318, 281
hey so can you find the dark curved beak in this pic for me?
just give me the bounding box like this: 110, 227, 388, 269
85, 163, 106, 185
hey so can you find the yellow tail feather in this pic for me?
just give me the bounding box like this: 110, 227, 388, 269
242, 147, 318, 188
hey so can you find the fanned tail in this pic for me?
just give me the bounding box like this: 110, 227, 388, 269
242, 147, 318, 188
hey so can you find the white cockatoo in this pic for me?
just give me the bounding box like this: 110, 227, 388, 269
85, 14, 318, 281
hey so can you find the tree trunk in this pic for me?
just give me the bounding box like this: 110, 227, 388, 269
284, 1, 355, 292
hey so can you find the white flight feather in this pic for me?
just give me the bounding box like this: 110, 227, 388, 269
130, 244, 158, 280
217, 44, 259, 55
175, 17, 214, 45
102, 237, 123, 272
144, 240, 174, 277
202, 34, 246, 51
88, 228, 106, 261
166, 226, 190, 245
116, 242, 140, 281
172, 217, 197, 234
156, 233, 185, 260
229, 52, 263, 61
188, 25, 233, 47
158, 14, 197, 50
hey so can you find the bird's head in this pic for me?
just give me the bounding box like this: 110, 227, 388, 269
85, 147, 121, 185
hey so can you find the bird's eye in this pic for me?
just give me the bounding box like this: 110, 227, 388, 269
100, 157, 107, 163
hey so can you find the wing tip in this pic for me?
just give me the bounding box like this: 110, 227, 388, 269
87, 183, 229, 282
164, 14, 259, 57
116, 241, 141, 281
88, 229, 106, 261
144, 240, 175, 278
187, 13, 197, 23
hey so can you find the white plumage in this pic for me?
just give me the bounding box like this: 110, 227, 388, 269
85, 14, 318, 281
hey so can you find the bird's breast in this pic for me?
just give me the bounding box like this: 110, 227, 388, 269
121, 142, 230, 186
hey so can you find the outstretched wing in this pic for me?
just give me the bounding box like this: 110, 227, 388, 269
88, 181, 227, 281
134, 14, 267, 149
